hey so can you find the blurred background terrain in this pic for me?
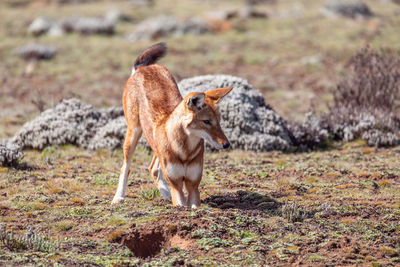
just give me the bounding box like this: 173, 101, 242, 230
1, 0, 399, 139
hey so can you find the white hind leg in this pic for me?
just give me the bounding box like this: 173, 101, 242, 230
157, 164, 171, 200
149, 156, 171, 200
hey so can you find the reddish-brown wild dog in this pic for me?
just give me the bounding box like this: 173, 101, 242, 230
112, 43, 233, 208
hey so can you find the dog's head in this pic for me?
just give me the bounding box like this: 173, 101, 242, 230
183, 87, 233, 149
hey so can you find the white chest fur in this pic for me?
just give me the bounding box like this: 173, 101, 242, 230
165, 162, 202, 181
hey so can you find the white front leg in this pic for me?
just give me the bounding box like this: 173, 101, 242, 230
111, 127, 141, 205
112, 162, 130, 204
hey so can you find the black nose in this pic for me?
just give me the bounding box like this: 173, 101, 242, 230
222, 142, 230, 149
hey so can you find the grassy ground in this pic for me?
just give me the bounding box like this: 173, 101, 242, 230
0, 143, 400, 265
1, 0, 400, 266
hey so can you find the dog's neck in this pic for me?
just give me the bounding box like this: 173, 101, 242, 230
164, 104, 202, 161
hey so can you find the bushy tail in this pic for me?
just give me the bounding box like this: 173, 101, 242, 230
133, 42, 167, 71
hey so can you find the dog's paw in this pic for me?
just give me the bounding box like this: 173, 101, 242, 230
159, 188, 171, 200
111, 196, 125, 205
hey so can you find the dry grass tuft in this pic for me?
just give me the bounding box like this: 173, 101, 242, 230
44, 179, 83, 195
107, 229, 125, 243
281, 201, 306, 223
70, 197, 85, 206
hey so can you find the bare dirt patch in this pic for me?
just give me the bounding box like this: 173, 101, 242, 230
121, 210, 199, 258
122, 225, 171, 258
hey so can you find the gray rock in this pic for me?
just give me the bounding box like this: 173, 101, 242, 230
205, 10, 238, 21
53, 0, 98, 3
16, 44, 57, 60
28, 15, 116, 37
329, 109, 399, 147
206, 6, 267, 22
72, 17, 115, 35
28, 17, 52, 36
289, 112, 330, 150
322, 0, 374, 19
130, 0, 154, 6
48, 23, 66, 37
246, 0, 276, 4
58, 17, 78, 33
0, 144, 23, 166
89, 116, 126, 150
290, 108, 400, 150
104, 10, 132, 23
127, 16, 209, 41
238, 5, 268, 19
10, 99, 124, 150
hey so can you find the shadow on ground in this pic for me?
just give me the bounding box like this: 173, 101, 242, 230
204, 190, 281, 212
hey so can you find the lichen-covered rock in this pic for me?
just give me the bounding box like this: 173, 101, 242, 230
16, 44, 57, 60
322, 0, 373, 19
290, 109, 400, 150
10, 99, 124, 150
48, 22, 66, 37
53, 0, 98, 3
130, 0, 154, 6
178, 75, 295, 151
104, 10, 132, 23
88, 116, 126, 150
0, 144, 23, 166
28, 17, 53, 36
70, 17, 115, 35
205, 10, 238, 21
205, 6, 267, 21
27, 15, 116, 37
289, 112, 330, 151
328, 109, 399, 147
127, 16, 209, 41
238, 5, 268, 19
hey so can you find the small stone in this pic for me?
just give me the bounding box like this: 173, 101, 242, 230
28, 17, 52, 36
72, 17, 115, 35
130, 0, 154, 6
16, 44, 57, 60
322, 0, 374, 19
238, 5, 268, 19
104, 10, 132, 23
127, 16, 209, 41
48, 23, 66, 37
205, 10, 238, 21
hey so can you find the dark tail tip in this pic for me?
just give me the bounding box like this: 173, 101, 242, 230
133, 42, 167, 70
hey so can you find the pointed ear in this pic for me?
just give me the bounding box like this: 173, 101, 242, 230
205, 86, 233, 103
187, 93, 205, 111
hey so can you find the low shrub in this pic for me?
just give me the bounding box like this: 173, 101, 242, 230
291, 47, 400, 150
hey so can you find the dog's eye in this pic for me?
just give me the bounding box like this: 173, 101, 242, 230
203, 120, 211, 125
